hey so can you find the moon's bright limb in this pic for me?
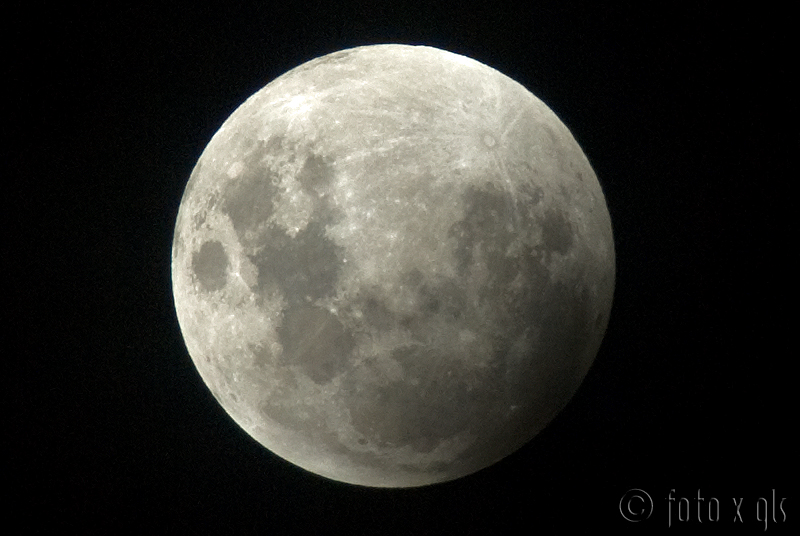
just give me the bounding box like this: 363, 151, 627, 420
172, 44, 614, 487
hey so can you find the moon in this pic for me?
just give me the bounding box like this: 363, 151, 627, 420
172, 44, 614, 487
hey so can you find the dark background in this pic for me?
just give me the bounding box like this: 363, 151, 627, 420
9, 2, 793, 533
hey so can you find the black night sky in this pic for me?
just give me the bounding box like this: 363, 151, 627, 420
10, 2, 794, 533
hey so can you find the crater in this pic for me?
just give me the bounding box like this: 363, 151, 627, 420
192, 240, 228, 292
278, 304, 355, 384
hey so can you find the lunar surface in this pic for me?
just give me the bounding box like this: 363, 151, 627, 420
172, 44, 614, 487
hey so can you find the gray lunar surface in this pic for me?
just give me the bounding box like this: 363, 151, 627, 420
172, 44, 615, 487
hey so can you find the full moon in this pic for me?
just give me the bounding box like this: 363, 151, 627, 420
172, 44, 614, 487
